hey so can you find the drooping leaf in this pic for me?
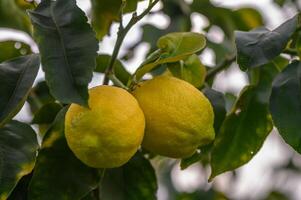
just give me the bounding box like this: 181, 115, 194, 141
270, 61, 301, 154
0, 121, 39, 200
235, 14, 300, 70
100, 152, 157, 200
95, 54, 131, 85
0, 41, 32, 63
27, 81, 55, 114
0, 0, 32, 33
134, 32, 206, 81
28, 0, 98, 106
210, 63, 279, 180
32, 102, 62, 124
203, 88, 226, 133
28, 108, 99, 200
0, 54, 40, 128
168, 54, 206, 88
91, 0, 140, 39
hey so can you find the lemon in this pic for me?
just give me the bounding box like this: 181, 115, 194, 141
133, 76, 215, 158
65, 86, 145, 168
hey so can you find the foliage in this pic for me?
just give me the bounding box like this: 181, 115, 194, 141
0, 0, 300, 199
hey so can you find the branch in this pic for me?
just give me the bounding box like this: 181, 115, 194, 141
205, 55, 236, 81
103, 0, 160, 85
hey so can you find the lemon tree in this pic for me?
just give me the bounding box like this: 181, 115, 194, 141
0, 0, 301, 199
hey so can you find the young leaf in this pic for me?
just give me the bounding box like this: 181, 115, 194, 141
134, 32, 206, 81
168, 54, 207, 88
28, 0, 98, 107
210, 63, 279, 180
28, 108, 100, 200
100, 152, 157, 200
0, 121, 39, 200
0, 54, 40, 127
270, 61, 301, 154
95, 54, 131, 85
235, 14, 300, 70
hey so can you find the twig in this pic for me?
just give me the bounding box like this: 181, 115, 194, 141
103, 0, 160, 85
205, 55, 236, 81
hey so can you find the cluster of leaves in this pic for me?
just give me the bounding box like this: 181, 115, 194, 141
0, 0, 301, 199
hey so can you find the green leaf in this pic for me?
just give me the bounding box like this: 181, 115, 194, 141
0, 0, 32, 33
95, 54, 131, 85
0, 54, 40, 128
134, 32, 206, 81
0, 121, 39, 200
203, 88, 226, 133
180, 150, 203, 170
28, 0, 98, 107
168, 54, 206, 88
27, 81, 55, 114
210, 63, 279, 180
100, 152, 157, 200
7, 173, 32, 200
32, 102, 62, 124
235, 14, 300, 70
0, 41, 32, 63
28, 108, 100, 200
91, 0, 140, 39
270, 61, 301, 154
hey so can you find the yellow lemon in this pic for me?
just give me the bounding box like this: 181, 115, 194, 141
65, 86, 145, 168
133, 76, 215, 158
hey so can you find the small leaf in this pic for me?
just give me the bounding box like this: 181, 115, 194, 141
270, 61, 301, 153
28, 108, 99, 200
168, 54, 206, 88
0, 121, 39, 200
95, 54, 131, 85
100, 152, 157, 200
235, 13, 300, 70
210, 63, 279, 180
32, 102, 62, 124
134, 32, 206, 81
91, 0, 140, 39
0, 54, 40, 127
28, 0, 98, 106
0, 41, 32, 63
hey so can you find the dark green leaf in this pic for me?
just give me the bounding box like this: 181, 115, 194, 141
32, 102, 62, 124
270, 61, 301, 153
203, 88, 226, 133
0, 41, 32, 63
180, 150, 203, 170
95, 54, 131, 85
91, 0, 140, 39
8, 173, 32, 200
0, 0, 32, 33
235, 14, 300, 70
100, 152, 157, 200
27, 81, 55, 114
28, 0, 98, 106
0, 54, 40, 127
28, 108, 99, 200
0, 121, 39, 200
210, 63, 279, 180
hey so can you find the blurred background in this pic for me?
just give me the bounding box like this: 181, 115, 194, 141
1, 0, 300, 199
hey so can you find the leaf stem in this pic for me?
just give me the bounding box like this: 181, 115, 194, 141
102, 0, 160, 85
205, 55, 236, 81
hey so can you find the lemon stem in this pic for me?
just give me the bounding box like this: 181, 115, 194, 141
102, 0, 160, 85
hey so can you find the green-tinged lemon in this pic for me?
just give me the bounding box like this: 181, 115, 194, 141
133, 75, 215, 158
65, 86, 145, 168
